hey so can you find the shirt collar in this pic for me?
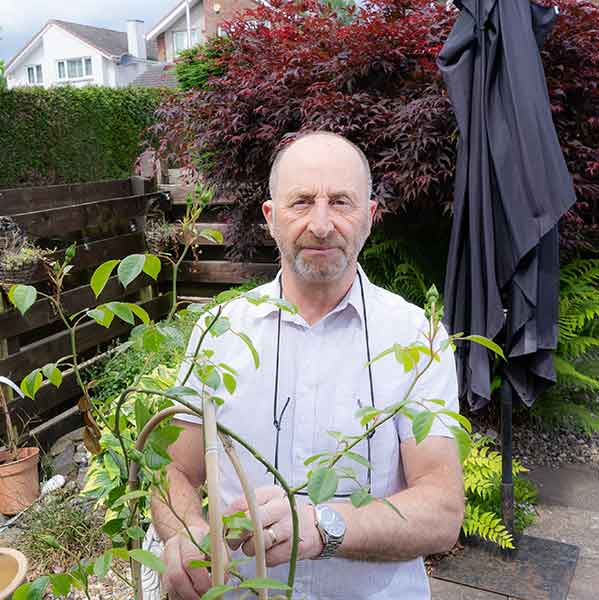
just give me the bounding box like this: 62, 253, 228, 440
250, 264, 370, 325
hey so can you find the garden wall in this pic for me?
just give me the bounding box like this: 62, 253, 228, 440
0, 87, 166, 189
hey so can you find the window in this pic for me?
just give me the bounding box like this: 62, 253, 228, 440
26, 64, 43, 84
173, 29, 199, 54
57, 57, 92, 81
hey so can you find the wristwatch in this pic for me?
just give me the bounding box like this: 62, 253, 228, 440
311, 504, 346, 559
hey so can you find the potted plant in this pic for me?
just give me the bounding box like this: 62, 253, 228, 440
0, 217, 24, 254
0, 377, 40, 515
144, 217, 177, 256
0, 547, 28, 599
0, 239, 49, 291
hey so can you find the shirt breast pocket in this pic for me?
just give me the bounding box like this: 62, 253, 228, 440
326, 391, 373, 498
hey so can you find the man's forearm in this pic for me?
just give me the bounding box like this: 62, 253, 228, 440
330, 477, 464, 562
151, 463, 209, 543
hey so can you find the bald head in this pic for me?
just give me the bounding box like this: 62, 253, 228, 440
268, 131, 372, 204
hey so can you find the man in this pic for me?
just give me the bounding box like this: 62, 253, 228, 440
150, 131, 464, 599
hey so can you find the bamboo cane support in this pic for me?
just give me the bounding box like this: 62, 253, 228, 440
127, 405, 268, 599
202, 395, 226, 587
220, 433, 268, 600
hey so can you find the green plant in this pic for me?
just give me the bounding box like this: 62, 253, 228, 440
0, 60, 6, 92
175, 36, 232, 91
360, 231, 433, 306
462, 435, 538, 549
0, 243, 49, 272
532, 259, 599, 433
15, 487, 107, 575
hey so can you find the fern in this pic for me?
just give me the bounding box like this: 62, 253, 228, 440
534, 259, 599, 432
462, 435, 538, 549
360, 231, 431, 306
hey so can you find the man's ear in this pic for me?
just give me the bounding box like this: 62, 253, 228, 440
262, 200, 276, 237
368, 200, 377, 223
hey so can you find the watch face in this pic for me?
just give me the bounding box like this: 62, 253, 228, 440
320, 506, 346, 538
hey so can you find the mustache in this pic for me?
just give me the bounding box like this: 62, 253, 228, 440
296, 235, 345, 249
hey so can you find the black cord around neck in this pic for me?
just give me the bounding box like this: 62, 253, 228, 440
271, 269, 377, 492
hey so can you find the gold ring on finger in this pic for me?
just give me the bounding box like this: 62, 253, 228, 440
266, 526, 278, 547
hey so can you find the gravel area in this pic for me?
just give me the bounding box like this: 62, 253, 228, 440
471, 411, 599, 471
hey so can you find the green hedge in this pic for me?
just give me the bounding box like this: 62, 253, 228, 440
0, 86, 167, 188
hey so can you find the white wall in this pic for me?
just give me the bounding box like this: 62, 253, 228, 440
7, 41, 45, 88
165, 3, 205, 62
7, 24, 107, 88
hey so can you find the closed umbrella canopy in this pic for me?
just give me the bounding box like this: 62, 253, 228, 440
438, 0, 577, 411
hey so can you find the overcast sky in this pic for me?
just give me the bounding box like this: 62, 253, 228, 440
0, 0, 177, 62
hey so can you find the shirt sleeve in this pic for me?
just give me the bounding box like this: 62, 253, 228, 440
394, 320, 460, 441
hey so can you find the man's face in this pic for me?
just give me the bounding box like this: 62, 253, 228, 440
263, 136, 376, 283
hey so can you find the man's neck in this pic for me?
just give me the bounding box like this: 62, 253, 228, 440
281, 264, 358, 326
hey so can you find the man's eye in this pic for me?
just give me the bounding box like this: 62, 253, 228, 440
332, 197, 350, 206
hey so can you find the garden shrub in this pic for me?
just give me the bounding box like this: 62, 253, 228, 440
0, 86, 167, 188
149, 0, 599, 259
175, 37, 232, 91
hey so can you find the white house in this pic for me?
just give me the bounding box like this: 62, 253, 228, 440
5, 0, 257, 90
5, 19, 159, 89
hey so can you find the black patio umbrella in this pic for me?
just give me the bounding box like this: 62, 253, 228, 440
438, 0, 576, 529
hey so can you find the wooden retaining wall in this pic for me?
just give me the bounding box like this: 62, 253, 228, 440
0, 176, 278, 439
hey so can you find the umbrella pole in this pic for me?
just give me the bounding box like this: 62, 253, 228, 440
500, 378, 515, 537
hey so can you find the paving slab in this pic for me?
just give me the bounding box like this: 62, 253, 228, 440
526, 505, 599, 561
566, 557, 596, 600
527, 464, 599, 511
430, 577, 508, 599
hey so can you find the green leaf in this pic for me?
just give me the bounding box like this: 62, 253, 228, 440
8, 284, 37, 315
93, 551, 113, 578
307, 467, 338, 504
200, 585, 235, 600
238, 577, 290, 590
105, 302, 134, 325
128, 302, 150, 324
135, 397, 152, 431
209, 395, 225, 407
102, 518, 124, 537
461, 335, 506, 360
23, 576, 49, 600
42, 363, 62, 388
304, 452, 330, 466
50, 573, 73, 596
196, 365, 221, 390
117, 254, 146, 288
143, 254, 161, 280
87, 306, 114, 328
128, 549, 166, 575
236, 331, 259, 368
437, 409, 472, 433
12, 583, 31, 600
449, 425, 472, 463
111, 489, 151, 508
223, 511, 253, 531
20, 369, 43, 400
142, 327, 166, 353
205, 315, 230, 337
126, 526, 146, 540
412, 410, 435, 444
90, 260, 119, 298
344, 451, 372, 469
222, 372, 236, 395
111, 547, 129, 561
199, 228, 224, 244
166, 385, 198, 398
355, 406, 380, 427
350, 488, 375, 508
188, 559, 212, 569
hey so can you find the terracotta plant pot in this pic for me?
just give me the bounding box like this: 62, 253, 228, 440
0, 548, 28, 600
0, 447, 40, 515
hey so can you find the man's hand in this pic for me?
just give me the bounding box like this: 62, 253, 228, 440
161, 525, 228, 600
224, 485, 325, 567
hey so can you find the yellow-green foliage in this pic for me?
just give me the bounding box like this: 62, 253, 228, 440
462, 435, 537, 549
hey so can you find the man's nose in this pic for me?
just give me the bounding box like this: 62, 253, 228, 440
307, 199, 334, 239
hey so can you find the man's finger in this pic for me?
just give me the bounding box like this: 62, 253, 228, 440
227, 498, 287, 551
